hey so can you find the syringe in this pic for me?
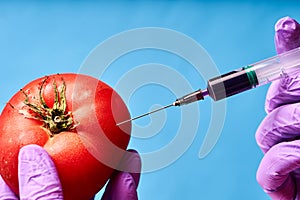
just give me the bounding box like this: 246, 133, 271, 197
116, 47, 300, 126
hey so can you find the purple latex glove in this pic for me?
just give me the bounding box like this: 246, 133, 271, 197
101, 150, 141, 200
0, 144, 63, 200
0, 145, 141, 200
256, 16, 300, 200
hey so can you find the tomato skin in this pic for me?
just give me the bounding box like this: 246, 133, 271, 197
0, 73, 131, 200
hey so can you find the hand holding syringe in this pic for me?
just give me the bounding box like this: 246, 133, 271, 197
116, 16, 300, 200
117, 46, 300, 126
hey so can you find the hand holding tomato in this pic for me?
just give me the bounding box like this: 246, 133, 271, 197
0, 144, 63, 199
0, 144, 141, 200
0, 73, 140, 199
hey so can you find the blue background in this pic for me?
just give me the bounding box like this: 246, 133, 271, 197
1, 0, 300, 199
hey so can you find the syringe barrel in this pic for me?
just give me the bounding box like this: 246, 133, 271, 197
207, 47, 300, 101
253, 47, 300, 85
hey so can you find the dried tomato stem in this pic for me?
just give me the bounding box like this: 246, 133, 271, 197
19, 76, 77, 137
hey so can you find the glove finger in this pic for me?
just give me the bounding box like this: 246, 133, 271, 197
291, 169, 300, 200
266, 16, 300, 113
101, 149, 141, 200
117, 149, 142, 184
18, 144, 63, 200
256, 140, 300, 200
266, 76, 300, 114
256, 102, 300, 153
275, 16, 300, 54
101, 173, 138, 200
0, 175, 18, 200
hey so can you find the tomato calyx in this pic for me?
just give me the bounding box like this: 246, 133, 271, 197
19, 76, 77, 137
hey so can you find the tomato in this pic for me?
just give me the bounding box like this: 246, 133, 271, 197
0, 73, 131, 200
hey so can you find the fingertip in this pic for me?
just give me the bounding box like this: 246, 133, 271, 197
117, 150, 141, 186
18, 144, 63, 199
275, 16, 299, 33
102, 172, 138, 200
19, 144, 46, 159
275, 16, 300, 54
125, 149, 142, 186
102, 150, 141, 200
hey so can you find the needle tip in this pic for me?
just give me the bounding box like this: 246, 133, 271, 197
116, 119, 131, 126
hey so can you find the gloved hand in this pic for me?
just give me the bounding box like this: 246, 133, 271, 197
0, 144, 141, 200
256, 16, 300, 199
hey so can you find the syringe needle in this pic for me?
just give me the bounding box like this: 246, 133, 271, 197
116, 104, 174, 126
116, 89, 208, 126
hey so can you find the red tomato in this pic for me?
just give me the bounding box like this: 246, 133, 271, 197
0, 73, 131, 200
